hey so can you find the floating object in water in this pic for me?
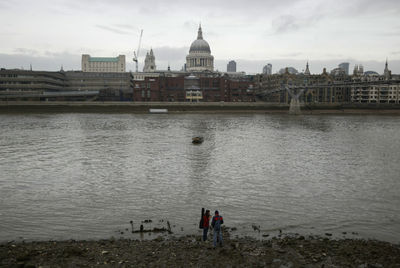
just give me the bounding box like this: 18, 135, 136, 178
149, 108, 168, 113
192, 137, 204, 144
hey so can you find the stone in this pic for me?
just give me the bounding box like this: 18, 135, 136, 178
279, 262, 293, 268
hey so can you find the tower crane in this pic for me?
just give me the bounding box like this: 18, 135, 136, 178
133, 29, 143, 73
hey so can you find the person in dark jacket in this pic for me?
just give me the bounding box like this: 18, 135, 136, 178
211, 210, 224, 247
202, 210, 211, 241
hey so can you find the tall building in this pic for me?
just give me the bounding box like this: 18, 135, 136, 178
262, 64, 272, 75
384, 59, 391, 79
353, 64, 364, 76
330, 68, 346, 76
338, 62, 349, 75
304, 62, 310, 75
227, 60, 237, 72
143, 49, 156, 72
186, 25, 214, 72
81, 54, 125, 72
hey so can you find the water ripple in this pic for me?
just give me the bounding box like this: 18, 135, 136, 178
0, 113, 399, 243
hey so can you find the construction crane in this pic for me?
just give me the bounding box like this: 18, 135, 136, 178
133, 29, 143, 73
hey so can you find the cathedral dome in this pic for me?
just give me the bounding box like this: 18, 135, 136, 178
189, 26, 211, 53
190, 39, 211, 53
186, 25, 214, 72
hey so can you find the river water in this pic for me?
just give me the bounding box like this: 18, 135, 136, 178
0, 113, 399, 243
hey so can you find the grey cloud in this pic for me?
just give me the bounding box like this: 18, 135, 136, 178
324, 53, 345, 58
272, 15, 300, 34
279, 52, 303, 58
344, 0, 400, 16
377, 27, 400, 36
183, 21, 198, 29
271, 13, 322, 35
145, 46, 188, 62
0, 52, 81, 71
13, 48, 40, 56
95, 25, 135, 35
57, 0, 304, 18
0, 0, 16, 9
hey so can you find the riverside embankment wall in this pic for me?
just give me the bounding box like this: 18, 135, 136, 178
0, 101, 400, 114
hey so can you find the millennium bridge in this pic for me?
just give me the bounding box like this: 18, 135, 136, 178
256, 78, 400, 114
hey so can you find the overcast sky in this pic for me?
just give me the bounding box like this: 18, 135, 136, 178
1, 0, 399, 74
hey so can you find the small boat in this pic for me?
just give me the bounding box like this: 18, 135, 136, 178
149, 108, 168, 113
192, 137, 204, 144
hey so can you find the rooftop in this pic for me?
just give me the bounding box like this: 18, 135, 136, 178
88, 57, 120, 62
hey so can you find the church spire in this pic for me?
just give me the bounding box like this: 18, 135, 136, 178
197, 24, 203, 40
384, 58, 391, 79
304, 61, 310, 75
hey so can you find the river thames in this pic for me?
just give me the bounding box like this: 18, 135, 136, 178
0, 113, 399, 243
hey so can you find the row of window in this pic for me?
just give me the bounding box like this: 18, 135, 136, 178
83, 69, 125, 72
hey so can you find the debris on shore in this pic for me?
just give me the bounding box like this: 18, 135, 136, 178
1, 231, 399, 267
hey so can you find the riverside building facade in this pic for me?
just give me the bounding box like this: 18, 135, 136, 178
82, 54, 126, 73
132, 72, 255, 102
351, 61, 400, 104
0, 69, 68, 101
0, 68, 132, 101
256, 61, 400, 104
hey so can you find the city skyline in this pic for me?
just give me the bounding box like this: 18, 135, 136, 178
0, 0, 399, 74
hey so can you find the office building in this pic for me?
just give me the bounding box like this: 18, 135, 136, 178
227, 60, 237, 72
81, 54, 126, 73
262, 64, 272, 75
338, 62, 350, 75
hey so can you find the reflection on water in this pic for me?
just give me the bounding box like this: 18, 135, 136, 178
0, 113, 399, 243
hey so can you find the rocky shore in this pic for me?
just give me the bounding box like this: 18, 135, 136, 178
1, 229, 399, 268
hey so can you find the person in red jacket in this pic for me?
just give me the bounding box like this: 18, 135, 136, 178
202, 210, 211, 241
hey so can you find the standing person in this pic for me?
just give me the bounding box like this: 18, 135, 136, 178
211, 210, 224, 247
202, 210, 211, 241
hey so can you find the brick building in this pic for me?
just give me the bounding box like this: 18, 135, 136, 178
132, 73, 255, 102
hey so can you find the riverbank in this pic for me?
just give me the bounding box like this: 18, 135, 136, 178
1, 231, 399, 267
1, 101, 400, 114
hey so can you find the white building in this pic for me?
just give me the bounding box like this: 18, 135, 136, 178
143, 49, 156, 72
82, 54, 125, 73
186, 25, 214, 72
